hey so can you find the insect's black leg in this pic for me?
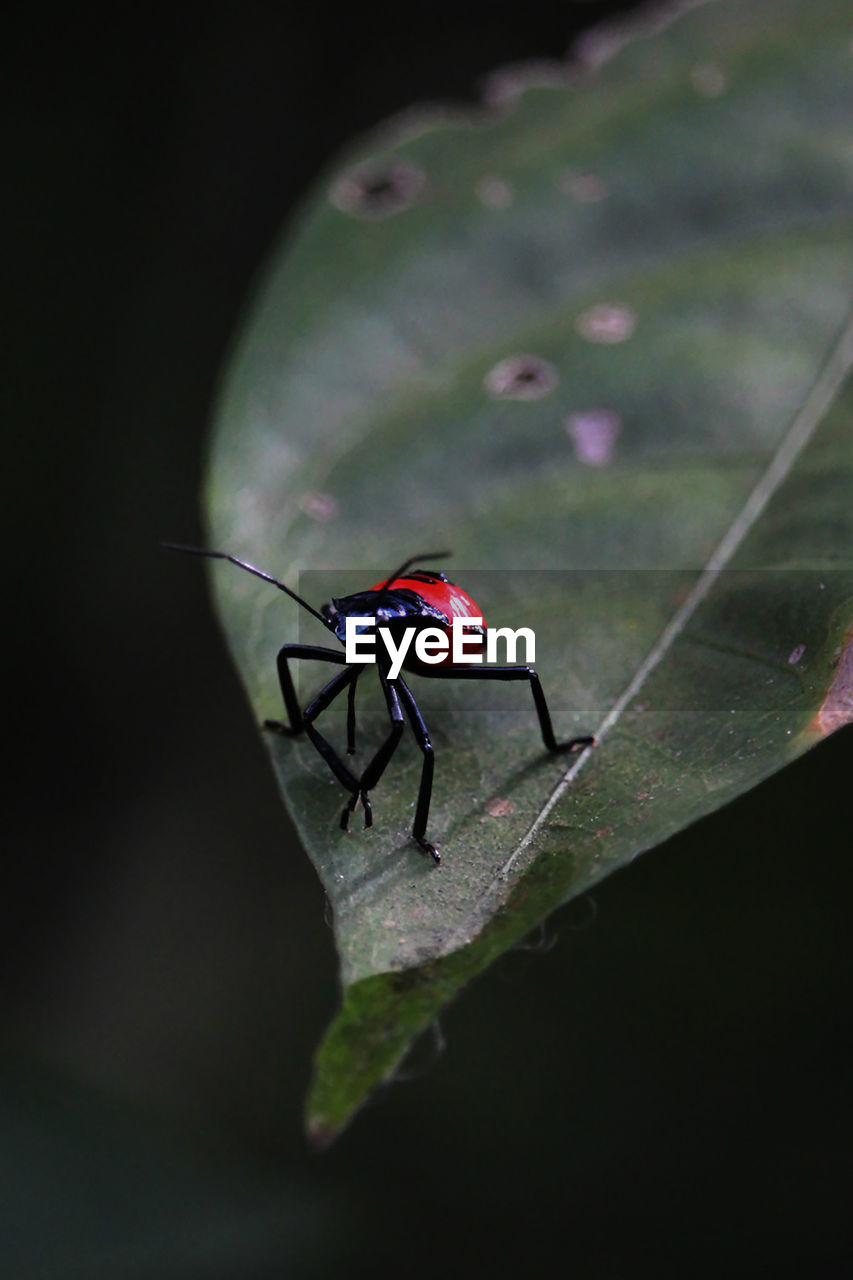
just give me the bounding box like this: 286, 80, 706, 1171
300, 666, 362, 801
348, 666, 405, 832
346, 671, 360, 755
264, 644, 348, 735
397, 678, 439, 864
414, 664, 595, 753
521, 668, 595, 752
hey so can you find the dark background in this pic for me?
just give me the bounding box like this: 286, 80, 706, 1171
4, 3, 852, 1276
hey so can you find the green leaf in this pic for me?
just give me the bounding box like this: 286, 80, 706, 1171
204, 0, 853, 1140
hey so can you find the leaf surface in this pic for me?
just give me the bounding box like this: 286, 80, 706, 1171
204, 0, 853, 1139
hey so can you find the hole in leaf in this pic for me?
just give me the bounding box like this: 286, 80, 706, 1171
329, 159, 426, 220
484, 354, 558, 400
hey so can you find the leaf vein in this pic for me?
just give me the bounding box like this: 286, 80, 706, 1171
477, 307, 853, 912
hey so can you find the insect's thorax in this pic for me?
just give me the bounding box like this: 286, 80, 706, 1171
324, 577, 486, 669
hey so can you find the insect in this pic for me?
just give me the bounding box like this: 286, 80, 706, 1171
164, 544, 594, 864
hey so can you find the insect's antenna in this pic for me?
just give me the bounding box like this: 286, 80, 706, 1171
374, 550, 452, 609
162, 542, 331, 627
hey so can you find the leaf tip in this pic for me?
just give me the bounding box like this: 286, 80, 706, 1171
305, 1114, 341, 1152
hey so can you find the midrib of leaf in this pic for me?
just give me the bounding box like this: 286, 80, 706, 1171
460, 307, 853, 926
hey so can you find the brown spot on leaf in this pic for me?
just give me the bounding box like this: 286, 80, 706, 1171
475, 175, 515, 208
559, 169, 608, 202
816, 632, 853, 735
593, 826, 613, 839
565, 408, 621, 466
485, 797, 515, 817
574, 303, 636, 344
481, 59, 573, 107
297, 491, 339, 521
690, 61, 727, 97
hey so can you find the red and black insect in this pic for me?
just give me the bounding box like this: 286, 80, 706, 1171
165, 545, 594, 864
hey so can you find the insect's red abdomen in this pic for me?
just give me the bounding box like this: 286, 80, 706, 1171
386, 578, 484, 626
369, 576, 486, 665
